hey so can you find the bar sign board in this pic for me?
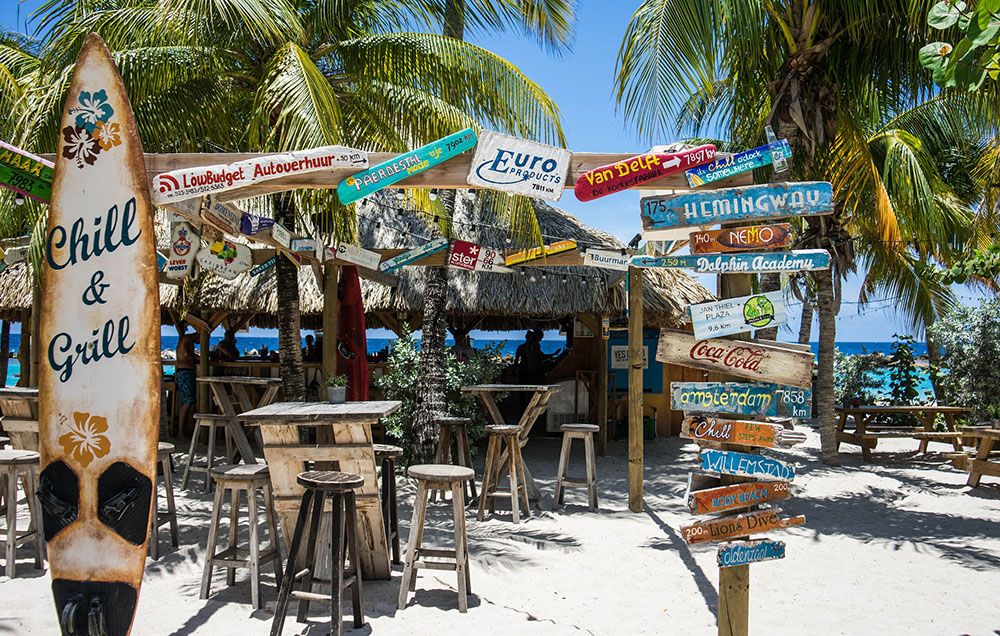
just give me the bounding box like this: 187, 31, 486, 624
690, 291, 788, 340
717, 540, 786, 568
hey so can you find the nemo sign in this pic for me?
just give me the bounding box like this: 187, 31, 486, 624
689, 223, 792, 254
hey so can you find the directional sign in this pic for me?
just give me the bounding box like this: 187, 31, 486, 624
2, 245, 28, 266
656, 329, 815, 388
581, 248, 631, 271
290, 237, 316, 253
685, 140, 792, 187
689, 223, 792, 254
631, 249, 830, 274
335, 243, 382, 270
641, 181, 833, 230
689, 291, 788, 340
270, 221, 291, 249
448, 239, 513, 273
699, 449, 796, 481
338, 128, 477, 204
466, 130, 571, 201
671, 382, 812, 419
681, 416, 807, 449
379, 237, 450, 272
685, 476, 791, 515
717, 540, 787, 568
0, 140, 54, 203
250, 256, 277, 277
574, 145, 715, 202
196, 240, 253, 280
681, 508, 805, 545
504, 239, 577, 266
201, 196, 242, 235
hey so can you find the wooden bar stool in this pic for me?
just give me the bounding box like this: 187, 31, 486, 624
201, 464, 282, 610
0, 436, 9, 514
0, 449, 43, 578
373, 444, 403, 565
478, 425, 530, 524
554, 424, 599, 511
181, 414, 233, 492
271, 471, 364, 636
433, 417, 477, 501
150, 442, 180, 560
398, 464, 474, 613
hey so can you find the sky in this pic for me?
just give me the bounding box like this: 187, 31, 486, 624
1, 0, 991, 342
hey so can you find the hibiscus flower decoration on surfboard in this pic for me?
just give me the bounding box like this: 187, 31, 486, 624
61, 89, 122, 168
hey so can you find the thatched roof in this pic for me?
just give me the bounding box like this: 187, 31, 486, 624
0, 194, 713, 330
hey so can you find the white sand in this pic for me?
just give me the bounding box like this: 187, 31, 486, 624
2, 429, 999, 635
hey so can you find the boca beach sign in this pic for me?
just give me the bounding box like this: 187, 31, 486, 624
685, 140, 792, 187
686, 478, 791, 516
640, 181, 833, 230
466, 131, 570, 201
689, 223, 791, 254
573, 144, 715, 202
631, 249, 830, 274
671, 381, 812, 419
689, 290, 788, 340
338, 129, 477, 204
681, 416, 807, 449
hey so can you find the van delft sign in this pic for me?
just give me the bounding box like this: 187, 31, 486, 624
573, 144, 715, 202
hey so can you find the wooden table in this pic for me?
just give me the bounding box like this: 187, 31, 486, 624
967, 428, 1000, 487
198, 376, 282, 462
461, 384, 560, 500
0, 387, 39, 451
836, 405, 972, 462
238, 401, 401, 580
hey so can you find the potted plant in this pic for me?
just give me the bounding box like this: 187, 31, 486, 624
325, 374, 349, 404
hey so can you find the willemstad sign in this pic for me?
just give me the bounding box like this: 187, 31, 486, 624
699, 449, 797, 481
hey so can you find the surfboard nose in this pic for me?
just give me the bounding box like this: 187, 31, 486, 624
53, 579, 138, 636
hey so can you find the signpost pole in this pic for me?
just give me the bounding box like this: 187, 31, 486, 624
198, 316, 211, 414
596, 313, 609, 457
323, 263, 341, 379
628, 267, 644, 512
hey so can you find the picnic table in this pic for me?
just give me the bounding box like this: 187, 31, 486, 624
461, 384, 560, 500
967, 428, 1000, 487
238, 400, 401, 580
836, 405, 972, 462
197, 376, 282, 462
0, 387, 39, 451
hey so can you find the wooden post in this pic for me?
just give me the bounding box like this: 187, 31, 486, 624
627, 267, 644, 512
17, 309, 30, 387
29, 282, 40, 387
323, 263, 340, 379
596, 313, 609, 457
198, 316, 210, 413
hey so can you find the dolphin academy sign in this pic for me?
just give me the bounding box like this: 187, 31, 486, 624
466, 131, 570, 201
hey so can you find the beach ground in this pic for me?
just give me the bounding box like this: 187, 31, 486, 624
2, 430, 998, 635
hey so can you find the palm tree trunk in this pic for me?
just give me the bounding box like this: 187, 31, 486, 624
798, 301, 813, 344
813, 268, 839, 465
273, 194, 306, 402
0, 320, 8, 388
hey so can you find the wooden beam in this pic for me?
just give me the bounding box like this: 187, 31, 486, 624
627, 267, 644, 513
197, 316, 211, 414
322, 264, 340, 379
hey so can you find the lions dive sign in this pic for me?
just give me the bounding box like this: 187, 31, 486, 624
466, 130, 570, 201
671, 381, 812, 419
574, 145, 715, 202
631, 249, 830, 274
681, 508, 805, 545
689, 290, 788, 340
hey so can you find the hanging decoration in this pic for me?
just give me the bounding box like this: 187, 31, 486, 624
164, 221, 200, 280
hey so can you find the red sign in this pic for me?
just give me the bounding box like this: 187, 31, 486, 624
449, 239, 511, 273
687, 480, 791, 515
574, 144, 715, 202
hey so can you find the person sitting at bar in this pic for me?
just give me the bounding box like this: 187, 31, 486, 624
216, 328, 239, 362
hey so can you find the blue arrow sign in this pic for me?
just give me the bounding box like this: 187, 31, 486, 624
685, 140, 792, 187
641, 181, 833, 230
699, 449, 796, 481
378, 237, 450, 272
631, 249, 829, 274
717, 540, 786, 568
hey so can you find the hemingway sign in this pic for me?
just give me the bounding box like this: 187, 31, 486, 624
717, 540, 786, 568
466, 131, 570, 201
685, 140, 792, 187
671, 381, 812, 419
699, 449, 796, 481
681, 508, 805, 545
631, 249, 830, 274
689, 223, 792, 254
656, 329, 815, 388
640, 181, 833, 230
573, 144, 715, 202
689, 290, 788, 340
681, 416, 807, 449
686, 477, 791, 515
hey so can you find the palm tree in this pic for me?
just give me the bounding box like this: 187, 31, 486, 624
6, 0, 566, 402
614, 1, 998, 464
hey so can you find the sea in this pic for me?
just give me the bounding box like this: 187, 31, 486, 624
2, 334, 928, 395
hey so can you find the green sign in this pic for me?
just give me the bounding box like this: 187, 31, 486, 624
0, 141, 54, 203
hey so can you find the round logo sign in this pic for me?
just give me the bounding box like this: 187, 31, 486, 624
743, 295, 775, 328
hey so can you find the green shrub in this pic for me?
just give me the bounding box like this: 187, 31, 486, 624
928, 299, 1000, 421
834, 349, 882, 407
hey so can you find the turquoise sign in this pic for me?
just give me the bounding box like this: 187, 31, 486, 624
337, 129, 477, 204
717, 540, 786, 568
631, 249, 830, 274
685, 140, 792, 187
671, 381, 812, 419
641, 181, 833, 230
378, 237, 450, 272
699, 449, 796, 481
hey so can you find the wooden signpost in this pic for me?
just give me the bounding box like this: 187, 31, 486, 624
717, 540, 786, 568
656, 329, 814, 388
699, 449, 796, 481
689, 291, 788, 340
581, 248, 631, 271
466, 130, 571, 201
685, 140, 792, 187
689, 224, 792, 254
338, 128, 477, 204
0, 140, 55, 203
640, 181, 833, 230
200, 195, 243, 235
378, 237, 450, 272
681, 416, 807, 449
686, 478, 791, 515
632, 249, 830, 273
448, 239, 512, 273
680, 508, 805, 545
504, 239, 577, 266
195, 240, 253, 280
671, 382, 812, 419
39, 35, 160, 636
574, 144, 715, 202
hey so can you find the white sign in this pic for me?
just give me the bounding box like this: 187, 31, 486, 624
201, 196, 242, 234
611, 345, 649, 369
582, 248, 630, 271
335, 243, 382, 270
196, 240, 253, 280
290, 237, 316, 253
448, 239, 513, 273
153, 145, 368, 203
690, 291, 788, 340
270, 222, 291, 248
466, 131, 571, 201
165, 221, 199, 280
2, 245, 28, 266
574, 319, 594, 338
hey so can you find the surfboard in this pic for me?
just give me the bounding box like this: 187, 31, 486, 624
38, 35, 160, 636
337, 266, 369, 401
